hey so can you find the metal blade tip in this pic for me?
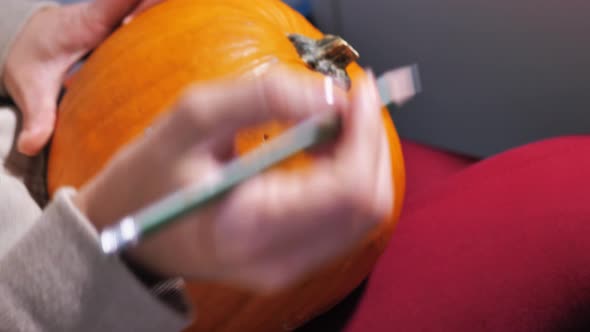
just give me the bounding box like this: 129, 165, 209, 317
377, 64, 422, 107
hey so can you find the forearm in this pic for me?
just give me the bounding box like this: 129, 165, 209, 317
0, 187, 191, 332
0, 0, 57, 97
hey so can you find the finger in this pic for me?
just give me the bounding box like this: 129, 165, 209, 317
233, 213, 366, 293
374, 128, 394, 219
234, 78, 393, 283
126, 0, 165, 21
149, 67, 349, 157
85, 0, 142, 30
334, 69, 385, 207
212, 160, 380, 269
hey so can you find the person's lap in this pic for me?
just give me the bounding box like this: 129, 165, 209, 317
299, 136, 590, 331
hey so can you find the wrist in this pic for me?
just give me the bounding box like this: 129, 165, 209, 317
123, 253, 190, 315
74, 188, 190, 314
121, 252, 170, 287
73, 183, 112, 232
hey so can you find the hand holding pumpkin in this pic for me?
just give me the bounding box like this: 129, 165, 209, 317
2, 0, 165, 157
74, 67, 393, 292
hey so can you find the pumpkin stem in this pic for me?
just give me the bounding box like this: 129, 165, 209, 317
288, 34, 359, 90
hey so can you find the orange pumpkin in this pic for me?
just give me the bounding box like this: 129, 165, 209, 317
47, 0, 406, 331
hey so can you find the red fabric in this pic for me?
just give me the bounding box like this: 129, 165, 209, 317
300, 136, 590, 332
400, 140, 477, 199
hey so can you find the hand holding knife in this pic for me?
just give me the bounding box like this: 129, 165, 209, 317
100, 64, 422, 255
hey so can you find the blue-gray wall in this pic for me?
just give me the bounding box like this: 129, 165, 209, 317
312, 0, 590, 157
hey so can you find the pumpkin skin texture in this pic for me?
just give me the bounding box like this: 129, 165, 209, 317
47, 0, 406, 331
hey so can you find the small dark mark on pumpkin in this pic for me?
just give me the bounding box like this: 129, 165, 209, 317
263, 134, 270, 141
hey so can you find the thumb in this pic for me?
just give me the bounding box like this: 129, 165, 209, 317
18, 0, 146, 155
14, 67, 60, 156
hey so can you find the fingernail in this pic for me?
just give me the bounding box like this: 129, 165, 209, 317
322, 75, 350, 113
365, 67, 376, 81
324, 76, 335, 106
123, 15, 134, 25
